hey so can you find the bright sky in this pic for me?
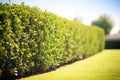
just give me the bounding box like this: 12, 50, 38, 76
1, 0, 120, 34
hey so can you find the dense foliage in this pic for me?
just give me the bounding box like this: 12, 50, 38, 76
91, 15, 113, 35
0, 3, 105, 78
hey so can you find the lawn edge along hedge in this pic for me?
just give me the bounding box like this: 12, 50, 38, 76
0, 3, 105, 78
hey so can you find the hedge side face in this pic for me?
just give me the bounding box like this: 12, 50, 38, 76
0, 3, 105, 77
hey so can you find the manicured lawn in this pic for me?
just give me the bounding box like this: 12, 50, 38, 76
21, 50, 120, 80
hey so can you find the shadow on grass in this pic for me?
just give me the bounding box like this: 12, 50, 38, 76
1, 53, 96, 80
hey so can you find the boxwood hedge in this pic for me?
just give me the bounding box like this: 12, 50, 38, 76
0, 3, 105, 78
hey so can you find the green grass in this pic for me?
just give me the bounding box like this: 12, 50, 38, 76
21, 50, 120, 80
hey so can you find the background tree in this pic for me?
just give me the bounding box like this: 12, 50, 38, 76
8, 0, 12, 5
73, 15, 82, 23
91, 15, 113, 35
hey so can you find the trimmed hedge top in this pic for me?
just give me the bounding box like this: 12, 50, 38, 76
0, 3, 105, 78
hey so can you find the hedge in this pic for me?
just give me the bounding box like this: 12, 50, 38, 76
0, 3, 105, 78
105, 39, 120, 49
